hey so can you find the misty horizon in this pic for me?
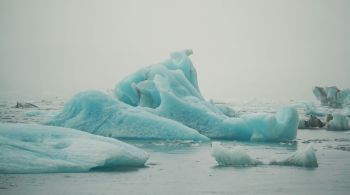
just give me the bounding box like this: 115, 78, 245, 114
1, 0, 349, 101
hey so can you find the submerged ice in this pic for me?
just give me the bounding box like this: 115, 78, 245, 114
47, 50, 298, 141
0, 123, 149, 173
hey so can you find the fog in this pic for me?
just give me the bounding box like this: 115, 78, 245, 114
1, 0, 349, 100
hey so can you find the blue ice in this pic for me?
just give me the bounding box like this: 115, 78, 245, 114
0, 123, 149, 173
45, 90, 208, 141
313, 86, 350, 108
48, 50, 299, 141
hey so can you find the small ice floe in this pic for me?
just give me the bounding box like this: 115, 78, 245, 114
211, 142, 262, 166
269, 144, 318, 167
326, 113, 350, 131
0, 123, 149, 173
13, 102, 39, 109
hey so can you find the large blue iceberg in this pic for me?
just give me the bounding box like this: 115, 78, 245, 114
0, 123, 149, 173
47, 50, 298, 141
46, 90, 208, 141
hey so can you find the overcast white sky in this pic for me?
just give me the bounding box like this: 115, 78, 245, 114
1, 0, 349, 100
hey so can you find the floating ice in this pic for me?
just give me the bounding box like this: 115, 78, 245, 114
0, 123, 149, 173
211, 142, 262, 166
48, 50, 298, 141
302, 102, 325, 117
14, 102, 39, 109
270, 144, 318, 167
114, 50, 299, 141
298, 115, 325, 129
45, 90, 208, 141
313, 86, 350, 108
326, 113, 350, 131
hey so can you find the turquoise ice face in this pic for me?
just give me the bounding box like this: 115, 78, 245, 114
0, 123, 149, 174
47, 50, 299, 142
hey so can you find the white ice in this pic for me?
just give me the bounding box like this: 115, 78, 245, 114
211, 142, 262, 166
326, 113, 350, 131
270, 144, 318, 167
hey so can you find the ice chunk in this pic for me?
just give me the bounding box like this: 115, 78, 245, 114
45, 90, 209, 141
326, 113, 350, 131
211, 142, 262, 166
302, 102, 325, 117
14, 102, 39, 109
298, 115, 325, 129
270, 144, 318, 167
0, 123, 149, 173
114, 50, 299, 141
313, 86, 350, 108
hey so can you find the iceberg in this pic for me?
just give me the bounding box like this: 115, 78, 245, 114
302, 102, 325, 117
269, 144, 318, 167
48, 50, 298, 141
45, 90, 208, 141
0, 123, 149, 173
211, 142, 262, 166
326, 113, 350, 131
313, 86, 350, 108
114, 50, 299, 141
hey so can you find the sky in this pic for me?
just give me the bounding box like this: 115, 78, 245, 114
0, 0, 349, 101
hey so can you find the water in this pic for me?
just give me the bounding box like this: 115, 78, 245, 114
0, 96, 349, 195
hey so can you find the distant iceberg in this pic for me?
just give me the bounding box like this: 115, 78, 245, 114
211, 142, 262, 166
270, 144, 318, 167
313, 86, 350, 108
302, 102, 325, 117
47, 50, 298, 141
0, 123, 149, 173
326, 113, 350, 131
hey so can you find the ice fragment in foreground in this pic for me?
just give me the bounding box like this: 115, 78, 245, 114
0, 123, 149, 173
